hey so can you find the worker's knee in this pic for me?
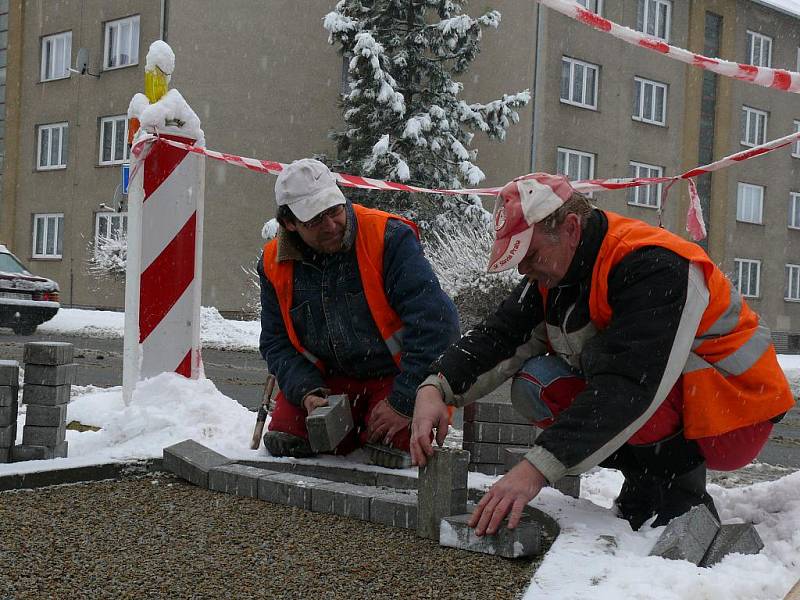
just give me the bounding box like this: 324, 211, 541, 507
510, 355, 586, 426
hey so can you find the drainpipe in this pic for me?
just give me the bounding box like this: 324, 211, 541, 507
530, 4, 545, 172
160, 0, 167, 41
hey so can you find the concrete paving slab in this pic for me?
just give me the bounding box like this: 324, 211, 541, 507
464, 422, 538, 445
22, 424, 66, 447
22, 383, 70, 406
24, 404, 67, 427
162, 439, 233, 488
0, 385, 18, 407
208, 464, 276, 498
23, 364, 76, 386
23, 342, 74, 366
257, 472, 330, 510
649, 505, 720, 564
440, 513, 543, 558
370, 491, 418, 529
0, 360, 19, 386
0, 424, 17, 447
306, 394, 354, 453
417, 448, 470, 540
312, 481, 380, 521
0, 402, 18, 426
699, 523, 764, 567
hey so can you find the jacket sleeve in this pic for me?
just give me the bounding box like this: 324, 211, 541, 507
381, 220, 461, 417
258, 255, 327, 408
526, 247, 699, 483
427, 278, 548, 406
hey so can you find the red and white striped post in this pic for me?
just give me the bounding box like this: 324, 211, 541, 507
122, 134, 205, 404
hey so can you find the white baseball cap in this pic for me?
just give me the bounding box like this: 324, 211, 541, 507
487, 173, 575, 273
274, 158, 346, 222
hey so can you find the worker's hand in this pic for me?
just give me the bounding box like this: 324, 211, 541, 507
366, 398, 411, 446
469, 459, 547, 536
303, 394, 329, 415
410, 385, 450, 467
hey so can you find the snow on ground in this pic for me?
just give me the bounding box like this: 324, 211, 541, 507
10, 307, 800, 599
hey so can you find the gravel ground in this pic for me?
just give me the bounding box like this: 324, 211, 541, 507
0, 472, 539, 599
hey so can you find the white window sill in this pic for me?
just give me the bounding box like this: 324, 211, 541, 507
559, 98, 598, 111
632, 116, 666, 127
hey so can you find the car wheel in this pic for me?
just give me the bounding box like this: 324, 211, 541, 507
12, 323, 37, 336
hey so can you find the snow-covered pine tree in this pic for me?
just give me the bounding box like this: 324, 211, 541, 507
323, 0, 530, 230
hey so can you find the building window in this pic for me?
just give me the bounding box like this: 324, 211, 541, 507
737, 183, 764, 224
787, 264, 800, 301
633, 77, 667, 125
560, 56, 599, 110
557, 147, 595, 189
37, 122, 68, 170
95, 212, 128, 247
636, 0, 671, 42
32, 213, 64, 259
99, 116, 129, 165
793, 120, 800, 158
746, 31, 772, 68
576, 0, 602, 13
740, 106, 767, 147
40, 31, 71, 81
790, 192, 800, 229
104, 15, 140, 70
628, 162, 663, 208
733, 258, 760, 298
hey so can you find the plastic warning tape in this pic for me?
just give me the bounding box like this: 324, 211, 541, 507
538, 0, 800, 94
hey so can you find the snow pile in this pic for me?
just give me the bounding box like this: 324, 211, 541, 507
144, 40, 175, 76
198, 306, 261, 351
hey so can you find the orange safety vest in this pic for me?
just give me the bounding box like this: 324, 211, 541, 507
262, 204, 418, 372
574, 211, 793, 438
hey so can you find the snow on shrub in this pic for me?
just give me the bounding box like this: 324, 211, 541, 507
87, 233, 127, 279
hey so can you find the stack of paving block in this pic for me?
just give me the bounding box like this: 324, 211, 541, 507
0, 360, 20, 463
15, 342, 74, 461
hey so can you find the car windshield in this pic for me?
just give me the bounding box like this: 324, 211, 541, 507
0, 252, 31, 275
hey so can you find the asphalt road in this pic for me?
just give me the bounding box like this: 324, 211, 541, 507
1, 328, 797, 468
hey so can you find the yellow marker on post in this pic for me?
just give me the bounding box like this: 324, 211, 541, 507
144, 65, 169, 103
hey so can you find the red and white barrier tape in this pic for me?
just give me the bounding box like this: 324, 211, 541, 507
539, 0, 800, 94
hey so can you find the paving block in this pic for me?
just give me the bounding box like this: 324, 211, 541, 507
463, 441, 505, 464
504, 447, 531, 472
0, 424, 17, 447
0, 386, 18, 407
0, 402, 18, 426
24, 404, 67, 427
371, 491, 418, 529
11, 441, 68, 461
0, 360, 20, 386
699, 523, 764, 567
258, 472, 330, 509
497, 403, 534, 426
464, 422, 538, 446
23, 364, 76, 386
649, 505, 720, 564
0, 446, 9, 463
22, 424, 66, 446
468, 463, 504, 476
306, 394, 353, 453
162, 439, 233, 488
366, 443, 412, 469
375, 470, 417, 490
23, 342, 74, 366
464, 399, 531, 425
440, 512, 543, 558
417, 447, 470, 540
312, 481, 381, 521
208, 464, 276, 498
552, 475, 581, 499
22, 384, 71, 406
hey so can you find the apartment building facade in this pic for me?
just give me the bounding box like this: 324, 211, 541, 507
2, 0, 800, 348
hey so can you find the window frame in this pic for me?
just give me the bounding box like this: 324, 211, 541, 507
787, 264, 800, 302
557, 147, 595, 196
32, 213, 64, 259
103, 15, 140, 71
793, 120, 800, 158
740, 106, 768, 147
736, 182, 764, 225
746, 30, 773, 68
576, 0, 602, 14
94, 211, 128, 253
632, 76, 667, 126
560, 56, 599, 110
98, 115, 129, 165
628, 161, 663, 209
40, 31, 72, 82
36, 122, 68, 171
637, 0, 672, 42
734, 258, 761, 298
790, 192, 800, 230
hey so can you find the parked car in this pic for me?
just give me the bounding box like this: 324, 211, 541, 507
0, 244, 60, 335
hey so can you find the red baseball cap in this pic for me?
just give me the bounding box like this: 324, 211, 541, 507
487, 173, 575, 273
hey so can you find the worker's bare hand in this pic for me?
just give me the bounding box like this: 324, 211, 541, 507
469, 460, 547, 536
366, 398, 411, 446
410, 385, 450, 467
303, 394, 329, 415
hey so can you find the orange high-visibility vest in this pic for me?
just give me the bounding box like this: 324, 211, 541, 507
582, 211, 793, 438
262, 204, 418, 372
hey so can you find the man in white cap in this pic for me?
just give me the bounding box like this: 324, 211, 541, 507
258, 158, 459, 464
410, 173, 792, 533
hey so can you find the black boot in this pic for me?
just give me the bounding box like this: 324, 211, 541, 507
652, 462, 719, 527
263, 431, 315, 458
600, 446, 661, 531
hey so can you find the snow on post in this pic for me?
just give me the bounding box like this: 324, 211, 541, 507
122, 40, 206, 406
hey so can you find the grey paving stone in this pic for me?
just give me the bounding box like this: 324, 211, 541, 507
312, 481, 380, 521
23, 342, 74, 366
24, 404, 67, 427
12, 442, 68, 461
552, 475, 581, 499
699, 523, 764, 567
374, 470, 417, 490
208, 464, 276, 498
371, 491, 418, 529
52, 440, 69, 458
503, 447, 531, 472
468, 463, 504, 476
22, 384, 71, 406
464, 422, 539, 446
22, 424, 66, 447
649, 505, 720, 564
366, 443, 412, 469
0, 386, 18, 407
440, 512, 543, 558
0, 402, 18, 426
0, 424, 17, 447
0, 446, 9, 463
0, 360, 20, 386
417, 447, 470, 540
257, 472, 330, 510
464, 400, 499, 424
306, 394, 354, 453
162, 439, 233, 488
497, 403, 533, 426
23, 364, 76, 387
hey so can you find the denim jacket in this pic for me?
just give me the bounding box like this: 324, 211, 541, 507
258, 201, 460, 416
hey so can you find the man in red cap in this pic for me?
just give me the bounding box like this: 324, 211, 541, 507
410, 173, 793, 534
